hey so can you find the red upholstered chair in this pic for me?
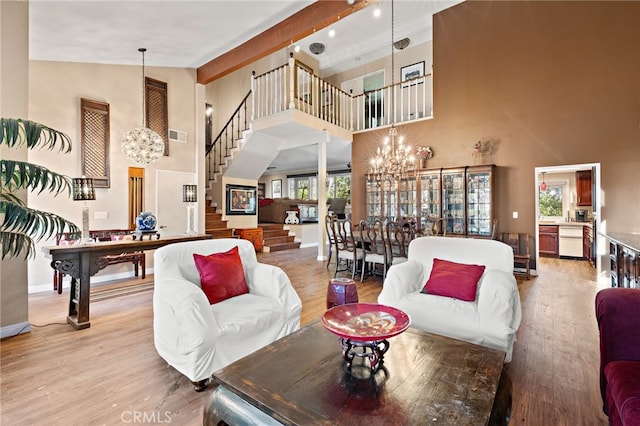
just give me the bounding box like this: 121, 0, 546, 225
595, 288, 640, 426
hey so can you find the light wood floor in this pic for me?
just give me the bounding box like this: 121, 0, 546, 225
0, 248, 609, 425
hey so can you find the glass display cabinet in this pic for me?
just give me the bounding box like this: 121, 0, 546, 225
398, 177, 417, 218
365, 165, 495, 238
419, 170, 441, 230
365, 178, 382, 220
442, 167, 466, 236
383, 178, 398, 219
466, 165, 495, 237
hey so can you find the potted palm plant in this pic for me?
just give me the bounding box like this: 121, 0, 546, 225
1, 118, 79, 259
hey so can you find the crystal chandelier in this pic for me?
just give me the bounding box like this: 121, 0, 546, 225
368, 0, 415, 181
121, 48, 165, 166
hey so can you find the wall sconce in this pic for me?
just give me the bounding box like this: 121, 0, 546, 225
72, 177, 95, 243
182, 184, 197, 235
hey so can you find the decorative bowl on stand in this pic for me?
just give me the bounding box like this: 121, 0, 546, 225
321, 303, 410, 379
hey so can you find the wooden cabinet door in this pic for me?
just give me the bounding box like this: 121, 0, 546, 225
576, 170, 592, 206
582, 226, 591, 260
539, 225, 559, 256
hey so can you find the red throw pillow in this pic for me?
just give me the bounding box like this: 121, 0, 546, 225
193, 246, 249, 304
421, 258, 486, 302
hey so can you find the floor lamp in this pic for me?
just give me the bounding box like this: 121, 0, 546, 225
72, 177, 96, 243
183, 184, 197, 235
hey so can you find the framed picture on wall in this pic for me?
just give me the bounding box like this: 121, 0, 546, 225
271, 179, 282, 198
401, 61, 425, 86
226, 184, 257, 215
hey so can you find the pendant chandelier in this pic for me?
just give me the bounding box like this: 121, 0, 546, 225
121, 48, 165, 166
540, 172, 547, 191
369, 0, 415, 181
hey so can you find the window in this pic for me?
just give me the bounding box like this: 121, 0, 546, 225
539, 181, 568, 221
80, 98, 110, 188
327, 173, 351, 202
145, 77, 169, 156
288, 175, 317, 200
288, 171, 351, 201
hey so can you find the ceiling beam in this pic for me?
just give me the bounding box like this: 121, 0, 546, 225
196, 0, 369, 84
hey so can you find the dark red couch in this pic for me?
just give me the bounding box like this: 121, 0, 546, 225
595, 288, 640, 426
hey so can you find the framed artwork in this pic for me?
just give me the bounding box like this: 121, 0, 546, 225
257, 182, 265, 199
271, 179, 282, 198
401, 61, 425, 85
226, 184, 257, 215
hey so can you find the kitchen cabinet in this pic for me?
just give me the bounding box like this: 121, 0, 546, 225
539, 225, 559, 256
583, 225, 593, 265
576, 170, 592, 207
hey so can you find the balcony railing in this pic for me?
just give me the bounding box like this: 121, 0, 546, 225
252, 56, 432, 132
206, 58, 432, 180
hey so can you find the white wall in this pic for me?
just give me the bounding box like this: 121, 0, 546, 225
27, 61, 200, 292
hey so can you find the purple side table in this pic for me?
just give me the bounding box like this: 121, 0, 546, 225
326, 278, 359, 309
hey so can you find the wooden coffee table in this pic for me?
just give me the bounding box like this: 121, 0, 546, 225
204, 321, 511, 425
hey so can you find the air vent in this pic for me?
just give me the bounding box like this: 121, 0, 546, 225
169, 129, 187, 143
309, 42, 325, 55
394, 38, 410, 50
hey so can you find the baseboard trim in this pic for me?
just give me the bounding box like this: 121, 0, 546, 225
29, 268, 154, 294
1, 321, 31, 339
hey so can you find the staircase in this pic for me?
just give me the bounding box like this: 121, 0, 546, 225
260, 223, 300, 252
205, 205, 234, 238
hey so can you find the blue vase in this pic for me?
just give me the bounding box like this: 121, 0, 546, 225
135, 212, 157, 231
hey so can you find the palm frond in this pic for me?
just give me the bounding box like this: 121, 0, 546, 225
1, 118, 72, 153
1, 200, 79, 245
0, 231, 35, 260
1, 160, 72, 196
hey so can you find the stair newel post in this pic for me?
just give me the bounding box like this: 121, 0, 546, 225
288, 52, 295, 110
251, 70, 256, 122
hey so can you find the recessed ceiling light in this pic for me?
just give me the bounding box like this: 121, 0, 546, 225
294, 45, 301, 53
328, 28, 335, 38
373, 7, 381, 18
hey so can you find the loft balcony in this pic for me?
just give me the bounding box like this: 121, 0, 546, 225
207, 55, 433, 183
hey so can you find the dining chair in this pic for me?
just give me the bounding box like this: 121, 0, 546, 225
423, 215, 446, 236
324, 215, 339, 269
385, 218, 414, 269
358, 219, 388, 280
333, 218, 365, 281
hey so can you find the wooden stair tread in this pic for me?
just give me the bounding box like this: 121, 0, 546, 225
263, 230, 290, 238
263, 235, 295, 244
264, 241, 301, 252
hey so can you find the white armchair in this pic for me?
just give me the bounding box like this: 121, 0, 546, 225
153, 238, 301, 391
378, 236, 521, 362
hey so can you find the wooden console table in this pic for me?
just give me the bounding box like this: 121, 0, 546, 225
43, 234, 212, 330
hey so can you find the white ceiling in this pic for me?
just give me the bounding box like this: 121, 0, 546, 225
28, 0, 462, 173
